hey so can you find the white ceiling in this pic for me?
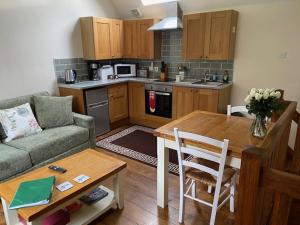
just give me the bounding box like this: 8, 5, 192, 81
111, 0, 286, 19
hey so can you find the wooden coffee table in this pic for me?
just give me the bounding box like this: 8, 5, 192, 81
0, 149, 127, 225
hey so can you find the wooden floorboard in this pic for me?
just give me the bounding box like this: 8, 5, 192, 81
0, 126, 236, 225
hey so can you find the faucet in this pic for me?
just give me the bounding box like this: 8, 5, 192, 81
204, 71, 210, 82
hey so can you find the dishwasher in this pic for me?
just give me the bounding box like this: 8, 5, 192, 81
85, 88, 110, 136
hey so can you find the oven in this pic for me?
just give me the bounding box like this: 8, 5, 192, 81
145, 83, 172, 118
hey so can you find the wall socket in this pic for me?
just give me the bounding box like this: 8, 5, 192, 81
154, 67, 159, 72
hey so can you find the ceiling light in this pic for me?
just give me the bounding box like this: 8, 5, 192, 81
141, 0, 178, 6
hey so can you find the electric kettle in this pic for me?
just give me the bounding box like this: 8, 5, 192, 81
64, 69, 77, 84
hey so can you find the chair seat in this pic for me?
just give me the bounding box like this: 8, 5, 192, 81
185, 158, 236, 187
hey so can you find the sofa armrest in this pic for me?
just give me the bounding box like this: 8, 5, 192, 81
73, 113, 96, 148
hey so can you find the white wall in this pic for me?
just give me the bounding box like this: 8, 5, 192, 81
230, 1, 300, 146
0, 0, 119, 100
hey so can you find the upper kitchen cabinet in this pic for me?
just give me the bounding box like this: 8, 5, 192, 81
111, 19, 123, 59
182, 13, 207, 59
183, 10, 238, 60
123, 19, 161, 59
204, 10, 238, 60
123, 20, 138, 58
80, 17, 123, 60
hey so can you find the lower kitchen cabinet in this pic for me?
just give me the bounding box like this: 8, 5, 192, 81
108, 83, 128, 123
194, 88, 219, 112
172, 86, 231, 119
172, 86, 194, 119
128, 82, 145, 120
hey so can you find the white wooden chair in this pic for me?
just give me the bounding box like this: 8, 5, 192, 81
174, 128, 237, 225
227, 105, 248, 116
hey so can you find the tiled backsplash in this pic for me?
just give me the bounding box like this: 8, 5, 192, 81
54, 30, 233, 82
53, 58, 88, 83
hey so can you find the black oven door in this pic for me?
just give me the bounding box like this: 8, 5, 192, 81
145, 90, 172, 118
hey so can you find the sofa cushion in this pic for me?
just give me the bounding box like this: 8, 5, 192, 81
6, 125, 89, 165
34, 96, 74, 129
0, 144, 32, 181
0, 92, 49, 112
0, 103, 42, 142
0, 122, 7, 142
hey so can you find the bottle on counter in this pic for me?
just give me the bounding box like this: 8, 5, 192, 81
223, 70, 229, 83
160, 61, 168, 82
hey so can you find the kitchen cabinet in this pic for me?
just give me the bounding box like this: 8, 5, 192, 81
128, 82, 145, 120
108, 84, 128, 123
172, 86, 231, 119
172, 87, 194, 118
80, 17, 123, 60
182, 13, 207, 59
123, 19, 161, 59
193, 89, 218, 112
111, 19, 123, 59
183, 10, 238, 60
123, 20, 138, 58
204, 10, 238, 60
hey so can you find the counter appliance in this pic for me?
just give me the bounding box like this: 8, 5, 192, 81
64, 69, 77, 84
114, 64, 136, 77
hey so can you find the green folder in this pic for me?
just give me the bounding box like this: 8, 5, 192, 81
9, 176, 55, 209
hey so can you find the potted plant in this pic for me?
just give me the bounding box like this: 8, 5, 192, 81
244, 88, 282, 138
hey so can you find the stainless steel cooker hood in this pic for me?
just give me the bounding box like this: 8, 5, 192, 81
148, 1, 183, 31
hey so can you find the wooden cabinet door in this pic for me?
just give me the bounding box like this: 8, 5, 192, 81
204, 11, 235, 60
94, 18, 112, 59
193, 89, 219, 113
128, 82, 145, 119
137, 19, 154, 59
111, 19, 123, 59
172, 86, 194, 119
123, 20, 138, 58
182, 13, 207, 59
108, 84, 128, 123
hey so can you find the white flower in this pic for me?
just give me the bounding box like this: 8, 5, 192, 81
250, 88, 256, 96
255, 93, 262, 101
244, 95, 251, 104
263, 91, 269, 99
275, 91, 281, 99
258, 89, 264, 94
270, 91, 276, 97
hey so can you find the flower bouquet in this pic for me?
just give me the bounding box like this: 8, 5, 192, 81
244, 88, 282, 138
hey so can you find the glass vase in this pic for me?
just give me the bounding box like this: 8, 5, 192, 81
250, 115, 267, 138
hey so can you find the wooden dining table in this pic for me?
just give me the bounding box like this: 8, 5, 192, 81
153, 110, 268, 208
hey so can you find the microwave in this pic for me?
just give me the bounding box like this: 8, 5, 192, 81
114, 64, 136, 77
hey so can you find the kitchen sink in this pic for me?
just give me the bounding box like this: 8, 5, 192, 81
192, 81, 223, 86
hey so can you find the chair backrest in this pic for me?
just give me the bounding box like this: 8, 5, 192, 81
227, 105, 248, 116
174, 128, 229, 183
236, 101, 298, 225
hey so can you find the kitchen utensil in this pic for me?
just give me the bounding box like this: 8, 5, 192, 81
64, 70, 77, 84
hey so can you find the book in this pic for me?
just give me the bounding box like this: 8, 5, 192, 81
9, 176, 55, 209
79, 187, 108, 205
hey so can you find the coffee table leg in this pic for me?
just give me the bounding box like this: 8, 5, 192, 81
1, 197, 19, 225
113, 169, 124, 209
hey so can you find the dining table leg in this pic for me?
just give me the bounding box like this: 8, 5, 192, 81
157, 137, 169, 208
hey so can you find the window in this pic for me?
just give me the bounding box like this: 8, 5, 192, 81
141, 0, 177, 6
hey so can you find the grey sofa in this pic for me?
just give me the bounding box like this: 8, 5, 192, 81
0, 92, 96, 182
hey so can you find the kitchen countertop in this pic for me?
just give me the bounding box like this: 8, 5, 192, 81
57, 77, 232, 90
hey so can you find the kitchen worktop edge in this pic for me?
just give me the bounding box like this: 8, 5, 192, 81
57, 78, 232, 90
